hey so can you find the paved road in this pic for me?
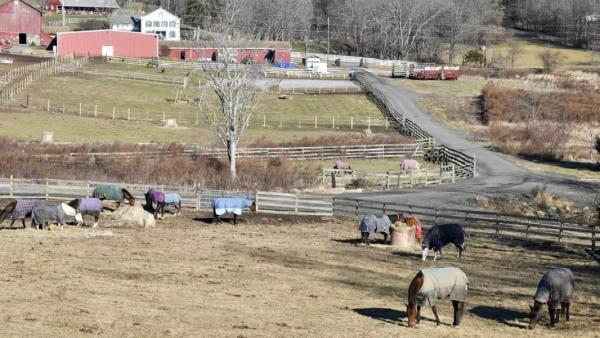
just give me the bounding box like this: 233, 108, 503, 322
346, 72, 598, 208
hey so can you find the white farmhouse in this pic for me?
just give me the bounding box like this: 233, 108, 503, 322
140, 8, 180, 41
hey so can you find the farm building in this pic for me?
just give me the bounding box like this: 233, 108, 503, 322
110, 13, 140, 32
141, 7, 180, 41
53, 30, 157, 57
159, 40, 291, 65
0, 0, 52, 45
44, 0, 119, 14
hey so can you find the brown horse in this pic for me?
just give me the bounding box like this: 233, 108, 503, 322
406, 268, 468, 328
397, 212, 423, 240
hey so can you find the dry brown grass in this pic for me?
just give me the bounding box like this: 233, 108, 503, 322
0, 212, 597, 337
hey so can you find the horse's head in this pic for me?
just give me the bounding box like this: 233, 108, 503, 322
67, 198, 80, 210
406, 302, 418, 327
0, 200, 17, 223
528, 302, 543, 329
250, 201, 257, 213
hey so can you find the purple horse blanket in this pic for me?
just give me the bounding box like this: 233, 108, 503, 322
79, 198, 103, 214
534, 267, 575, 310
147, 189, 165, 203
12, 200, 36, 219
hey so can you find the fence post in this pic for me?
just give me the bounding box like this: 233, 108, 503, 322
332, 116, 335, 129
127, 108, 131, 121
385, 172, 390, 190
452, 164, 456, 183
321, 169, 326, 185
163, 112, 166, 122
254, 191, 260, 213
495, 214, 500, 236
9, 175, 13, 197
434, 209, 438, 226
263, 114, 266, 127
355, 199, 359, 220
112, 107, 116, 120
592, 226, 596, 249
79, 102, 82, 116
350, 116, 354, 129
368, 116, 371, 129
47, 99, 50, 112
464, 211, 469, 231
382, 202, 386, 215
314, 115, 317, 129
94, 104, 97, 118
45, 179, 49, 200
559, 221, 564, 242
86, 181, 90, 198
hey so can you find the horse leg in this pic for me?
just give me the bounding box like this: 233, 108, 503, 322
365, 232, 370, 246
433, 251, 439, 261
382, 232, 389, 244
360, 232, 367, 245
416, 305, 422, 324
93, 212, 100, 228
431, 305, 440, 326
233, 214, 238, 225
565, 303, 570, 322
452, 301, 460, 326
549, 308, 556, 328
9, 218, 15, 228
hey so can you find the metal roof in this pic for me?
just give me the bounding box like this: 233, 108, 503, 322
160, 40, 292, 50
62, 0, 119, 9
109, 14, 139, 25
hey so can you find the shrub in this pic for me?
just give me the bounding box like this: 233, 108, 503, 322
463, 50, 485, 66
538, 49, 562, 72
76, 20, 109, 31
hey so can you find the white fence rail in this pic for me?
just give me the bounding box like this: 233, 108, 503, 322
256, 191, 333, 216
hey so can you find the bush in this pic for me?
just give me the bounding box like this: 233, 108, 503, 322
488, 122, 567, 161
463, 50, 485, 66
538, 49, 562, 72
76, 20, 109, 31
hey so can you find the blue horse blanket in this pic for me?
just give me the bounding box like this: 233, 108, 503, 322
93, 185, 124, 203
79, 198, 103, 214
165, 193, 181, 205
534, 267, 574, 310
359, 214, 392, 235
212, 198, 254, 216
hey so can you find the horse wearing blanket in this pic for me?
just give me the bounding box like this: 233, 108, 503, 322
31, 201, 80, 230
358, 214, 392, 245
93, 185, 135, 208
529, 267, 574, 329
145, 188, 166, 219
421, 223, 465, 261
68, 198, 103, 227
407, 267, 469, 328
165, 193, 182, 216
0, 199, 36, 228
211, 198, 255, 225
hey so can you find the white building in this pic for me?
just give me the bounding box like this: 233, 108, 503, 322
140, 7, 180, 41
109, 13, 140, 32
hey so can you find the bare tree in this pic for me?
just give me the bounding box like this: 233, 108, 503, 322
539, 49, 562, 72
507, 38, 524, 69
198, 42, 267, 178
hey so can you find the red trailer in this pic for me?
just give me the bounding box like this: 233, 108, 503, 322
56, 30, 158, 57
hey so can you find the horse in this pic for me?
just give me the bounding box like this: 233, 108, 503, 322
92, 185, 135, 209
68, 198, 102, 227
421, 223, 465, 261
145, 188, 166, 219
358, 214, 393, 245
333, 159, 352, 174
529, 267, 574, 329
0, 199, 36, 228
397, 212, 423, 241
400, 159, 420, 173
165, 193, 182, 216
406, 267, 469, 328
31, 201, 79, 230
211, 197, 255, 225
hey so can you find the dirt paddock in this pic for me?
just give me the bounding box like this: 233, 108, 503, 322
0, 212, 598, 337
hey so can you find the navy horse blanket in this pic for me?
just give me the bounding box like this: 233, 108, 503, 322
31, 201, 65, 227
12, 200, 36, 219
534, 267, 575, 310
358, 214, 392, 235
422, 223, 465, 251
212, 198, 254, 216
417, 267, 469, 307
93, 185, 124, 203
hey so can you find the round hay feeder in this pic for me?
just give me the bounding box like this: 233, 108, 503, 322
164, 119, 178, 128
390, 223, 416, 248
41, 132, 54, 144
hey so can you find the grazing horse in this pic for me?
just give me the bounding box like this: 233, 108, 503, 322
400, 159, 420, 172
145, 188, 166, 219
68, 198, 102, 227
407, 267, 469, 328
165, 193, 182, 216
92, 185, 135, 208
0, 199, 36, 228
421, 223, 465, 261
358, 214, 392, 245
211, 197, 255, 225
31, 201, 79, 230
529, 267, 574, 329
333, 159, 352, 174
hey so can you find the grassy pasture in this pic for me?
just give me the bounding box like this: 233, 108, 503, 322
0, 213, 597, 337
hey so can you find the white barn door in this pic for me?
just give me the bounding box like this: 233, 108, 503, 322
101, 45, 114, 57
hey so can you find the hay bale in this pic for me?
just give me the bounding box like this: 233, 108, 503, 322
164, 119, 178, 128
106, 205, 155, 228
41, 132, 53, 144
361, 128, 372, 138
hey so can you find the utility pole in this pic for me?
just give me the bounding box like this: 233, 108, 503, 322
61, 0, 66, 27
327, 16, 330, 65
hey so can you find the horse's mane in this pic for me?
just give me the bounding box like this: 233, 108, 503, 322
67, 198, 80, 210
408, 271, 424, 305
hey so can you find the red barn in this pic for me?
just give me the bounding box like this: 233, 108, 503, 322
0, 0, 43, 45
55, 30, 158, 57
159, 40, 292, 66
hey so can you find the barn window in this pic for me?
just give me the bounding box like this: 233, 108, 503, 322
162, 21, 168, 27
153, 21, 160, 27
169, 31, 176, 38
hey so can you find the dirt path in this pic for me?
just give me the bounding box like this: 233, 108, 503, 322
0, 213, 597, 337
350, 72, 599, 208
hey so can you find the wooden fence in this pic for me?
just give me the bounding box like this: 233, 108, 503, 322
353, 72, 476, 179
46, 17, 106, 26
332, 197, 597, 247
291, 52, 397, 67
264, 69, 350, 80
106, 56, 247, 71
73, 68, 185, 85
0, 56, 88, 104
255, 191, 333, 216
321, 164, 455, 190
276, 84, 363, 95
34, 141, 433, 163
